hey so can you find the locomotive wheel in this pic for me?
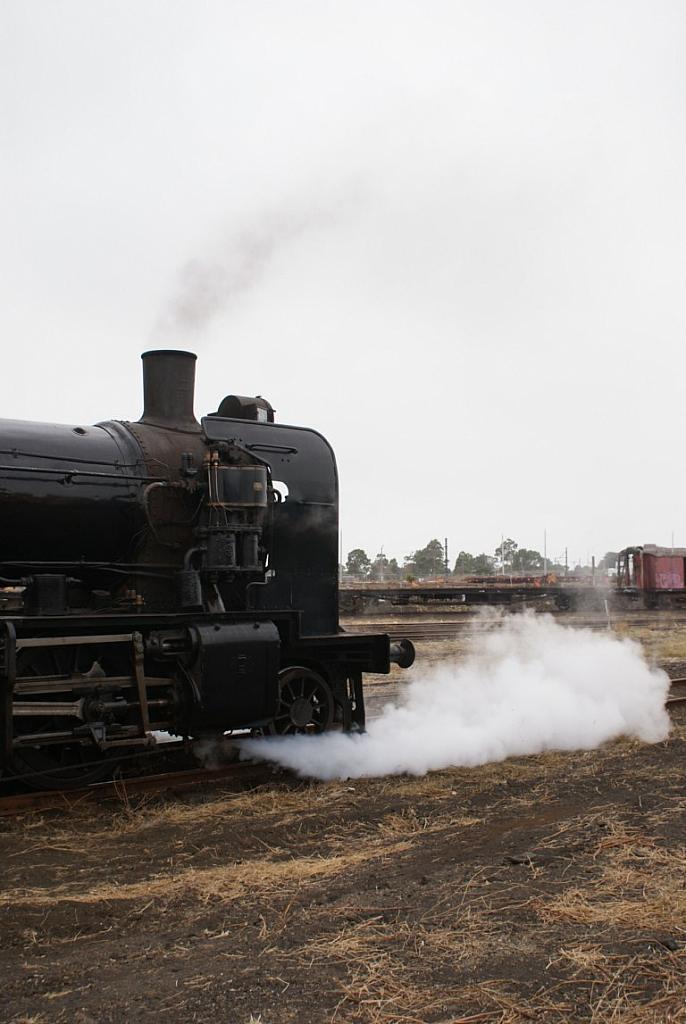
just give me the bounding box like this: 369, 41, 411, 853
269, 666, 334, 735
10, 723, 117, 790
9, 644, 119, 790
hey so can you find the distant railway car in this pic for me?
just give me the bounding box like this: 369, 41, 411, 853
616, 545, 686, 607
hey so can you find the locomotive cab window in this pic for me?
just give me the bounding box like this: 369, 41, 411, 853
271, 481, 289, 501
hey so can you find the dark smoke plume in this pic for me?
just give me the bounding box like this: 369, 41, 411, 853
153, 190, 363, 339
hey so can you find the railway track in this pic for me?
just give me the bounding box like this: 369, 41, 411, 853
666, 677, 686, 706
2, 680, 684, 818
0, 759, 269, 818
343, 611, 686, 643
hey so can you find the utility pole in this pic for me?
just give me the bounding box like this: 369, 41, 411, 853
444, 537, 449, 575
543, 528, 547, 577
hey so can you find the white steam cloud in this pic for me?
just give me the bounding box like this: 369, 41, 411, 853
241, 615, 671, 780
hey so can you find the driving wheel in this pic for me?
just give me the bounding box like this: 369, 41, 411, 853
269, 666, 334, 735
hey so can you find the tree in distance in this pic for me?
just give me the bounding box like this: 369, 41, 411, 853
453, 551, 495, 576
369, 553, 401, 580
493, 538, 544, 573
345, 548, 372, 577
404, 538, 446, 577
514, 548, 544, 571
494, 537, 518, 571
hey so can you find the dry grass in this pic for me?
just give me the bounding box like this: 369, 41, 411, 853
253, 796, 686, 1023
265, 864, 521, 1023
297, 917, 495, 1023
4, 623, 686, 1024
0, 839, 413, 909
4, 778, 367, 848
614, 621, 686, 663
536, 817, 686, 934
545, 944, 686, 1022
376, 807, 483, 836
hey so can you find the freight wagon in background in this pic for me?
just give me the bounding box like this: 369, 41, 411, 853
616, 545, 686, 608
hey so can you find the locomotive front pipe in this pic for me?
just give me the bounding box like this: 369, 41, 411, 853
389, 638, 415, 669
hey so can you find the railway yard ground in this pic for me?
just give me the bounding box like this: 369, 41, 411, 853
2, 613, 686, 1023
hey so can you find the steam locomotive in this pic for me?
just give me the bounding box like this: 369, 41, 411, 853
0, 351, 414, 787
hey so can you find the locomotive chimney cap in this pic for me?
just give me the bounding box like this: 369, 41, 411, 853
139, 349, 199, 430
141, 349, 197, 360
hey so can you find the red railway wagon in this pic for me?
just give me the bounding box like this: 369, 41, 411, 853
617, 545, 686, 607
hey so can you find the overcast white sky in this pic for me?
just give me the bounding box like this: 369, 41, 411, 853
2, 1, 686, 567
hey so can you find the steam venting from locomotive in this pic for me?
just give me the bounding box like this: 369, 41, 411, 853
242, 615, 671, 779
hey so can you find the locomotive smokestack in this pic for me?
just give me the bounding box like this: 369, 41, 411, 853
139, 350, 199, 430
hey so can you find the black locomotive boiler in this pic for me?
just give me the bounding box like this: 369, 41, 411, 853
0, 350, 414, 787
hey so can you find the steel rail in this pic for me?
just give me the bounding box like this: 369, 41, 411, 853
666, 677, 686, 706
0, 760, 264, 817
344, 614, 686, 642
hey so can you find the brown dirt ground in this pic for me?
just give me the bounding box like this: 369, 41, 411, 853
2, 623, 686, 1024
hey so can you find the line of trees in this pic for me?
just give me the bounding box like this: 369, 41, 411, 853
345, 539, 446, 580
344, 538, 619, 580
